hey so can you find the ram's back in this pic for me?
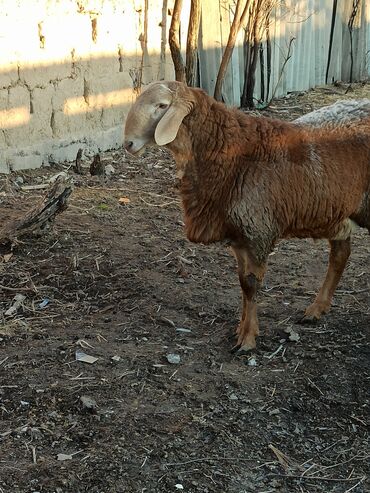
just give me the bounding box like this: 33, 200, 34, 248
227, 104, 370, 246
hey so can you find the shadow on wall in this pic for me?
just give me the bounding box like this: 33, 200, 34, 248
0, 52, 174, 173
0, 0, 173, 173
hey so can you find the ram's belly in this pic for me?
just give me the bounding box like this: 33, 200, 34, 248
286, 218, 358, 240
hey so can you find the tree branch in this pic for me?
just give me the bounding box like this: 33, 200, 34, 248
169, 0, 186, 82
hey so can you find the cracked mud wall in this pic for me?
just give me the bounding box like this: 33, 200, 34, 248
0, 0, 175, 173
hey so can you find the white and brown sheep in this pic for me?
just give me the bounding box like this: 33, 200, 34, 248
123, 81, 370, 352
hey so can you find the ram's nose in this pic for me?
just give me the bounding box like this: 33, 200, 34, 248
124, 140, 134, 152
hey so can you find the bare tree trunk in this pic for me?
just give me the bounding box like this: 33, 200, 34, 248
244, 0, 262, 108
265, 21, 271, 99
259, 44, 265, 102
214, 0, 252, 101
169, 0, 186, 82
186, 0, 201, 86
347, 0, 360, 84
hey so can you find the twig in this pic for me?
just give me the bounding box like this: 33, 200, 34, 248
307, 377, 324, 396
0, 284, 35, 292
317, 452, 367, 472
31, 446, 37, 464
165, 456, 255, 466
274, 473, 365, 483
343, 476, 367, 493
268, 444, 301, 471
262, 37, 295, 109
75, 148, 83, 174
265, 344, 283, 360
89, 186, 177, 202
139, 197, 178, 207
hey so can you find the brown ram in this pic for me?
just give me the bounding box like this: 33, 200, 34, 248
124, 81, 370, 352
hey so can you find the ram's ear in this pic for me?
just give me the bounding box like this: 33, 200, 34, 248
154, 100, 191, 145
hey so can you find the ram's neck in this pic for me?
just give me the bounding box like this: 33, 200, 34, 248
165, 97, 300, 244
167, 103, 241, 244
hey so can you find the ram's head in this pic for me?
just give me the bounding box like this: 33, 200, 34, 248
123, 81, 194, 155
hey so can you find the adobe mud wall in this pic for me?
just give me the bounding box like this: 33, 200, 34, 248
0, 0, 174, 173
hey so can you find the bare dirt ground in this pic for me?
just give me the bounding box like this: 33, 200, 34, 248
0, 84, 369, 493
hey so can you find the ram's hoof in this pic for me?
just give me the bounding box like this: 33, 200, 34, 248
230, 343, 255, 355
297, 311, 323, 324
237, 345, 255, 356
230, 344, 241, 354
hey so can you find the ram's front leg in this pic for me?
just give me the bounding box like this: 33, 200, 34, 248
232, 246, 267, 352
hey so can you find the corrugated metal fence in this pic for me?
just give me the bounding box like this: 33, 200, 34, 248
196, 0, 370, 106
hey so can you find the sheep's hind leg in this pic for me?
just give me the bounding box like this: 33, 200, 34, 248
303, 238, 351, 321
232, 246, 266, 352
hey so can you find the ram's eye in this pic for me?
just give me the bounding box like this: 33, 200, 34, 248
158, 103, 168, 110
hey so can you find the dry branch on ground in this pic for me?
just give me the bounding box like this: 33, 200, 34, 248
0, 176, 73, 252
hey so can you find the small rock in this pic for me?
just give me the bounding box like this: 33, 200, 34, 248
14, 176, 24, 186
105, 164, 115, 176
111, 355, 121, 362
284, 326, 300, 342
49, 171, 68, 183
166, 353, 181, 364
289, 331, 300, 342
80, 395, 98, 411
175, 485, 184, 490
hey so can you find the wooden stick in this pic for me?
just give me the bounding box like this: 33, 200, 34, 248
0, 176, 73, 251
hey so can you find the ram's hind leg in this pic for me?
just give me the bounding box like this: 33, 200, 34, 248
304, 238, 351, 321
232, 246, 267, 352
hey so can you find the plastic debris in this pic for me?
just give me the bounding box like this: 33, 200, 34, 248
75, 350, 98, 364
57, 453, 73, 461
111, 355, 121, 362
38, 298, 50, 309
57, 450, 83, 461
176, 327, 192, 333
119, 197, 131, 205
4, 294, 26, 317
247, 357, 257, 366
175, 485, 184, 490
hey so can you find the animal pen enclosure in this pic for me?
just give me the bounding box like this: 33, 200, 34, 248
0, 1, 369, 492
0, 0, 370, 172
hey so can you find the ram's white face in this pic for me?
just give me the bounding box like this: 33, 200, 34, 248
124, 80, 194, 155
123, 83, 173, 155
